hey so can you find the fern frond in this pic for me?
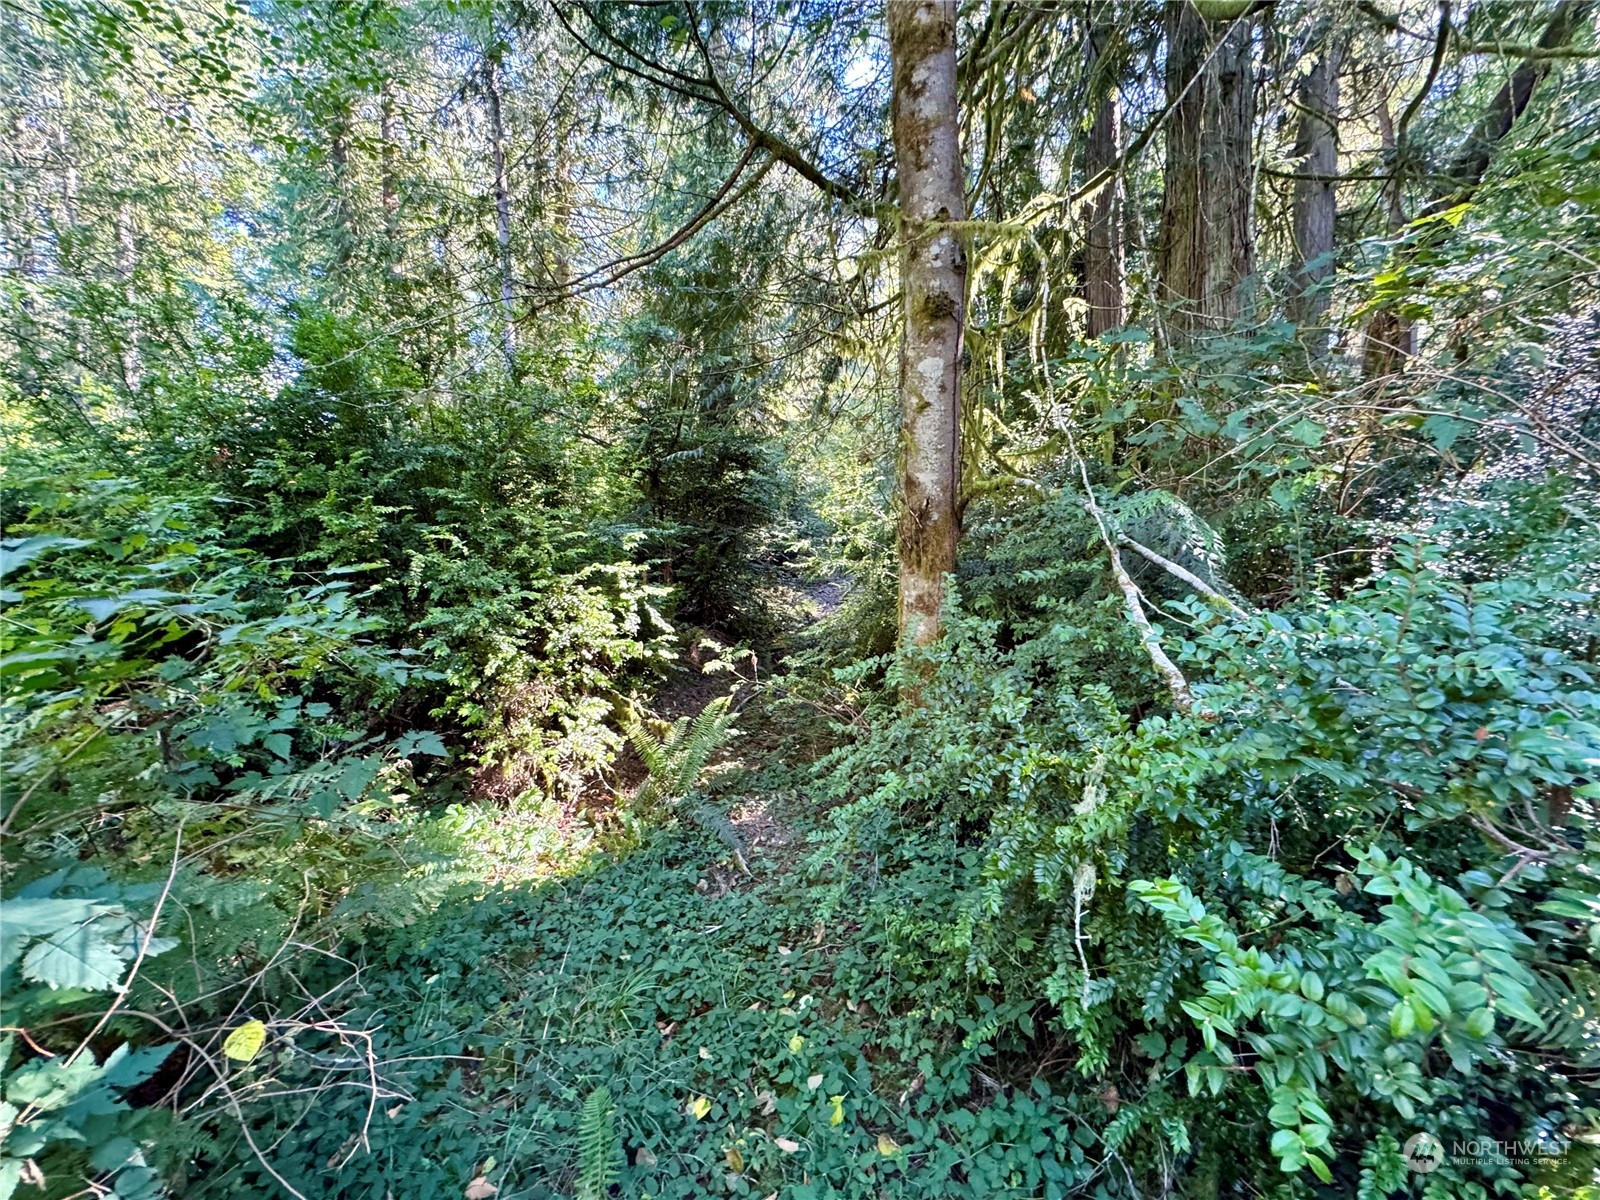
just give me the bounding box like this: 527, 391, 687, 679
626, 696, 736, 812
691, 802, 749, 873
576, 1085, 618, 1200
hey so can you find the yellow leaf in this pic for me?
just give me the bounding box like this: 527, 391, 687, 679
788, 1035, 805, 1053
688, 1095, 712, 1120
724, 1146, 744, 1173
877, 1133, 900, 1156
828, 1095, 845, 1127
222, 1020, 267, 1064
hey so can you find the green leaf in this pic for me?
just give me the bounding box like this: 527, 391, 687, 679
76, 597, 124, 623
100, 1042, 176, 1089
0, 897, 104, 943
1420, 414, 1463, 452
1389, 1000, 1415, 1038
21, 920, 130, 991
1305, 1152, 1332, 1184
1288, 419, 1325, 447
5, 1053, 103, 1110
0, 535, 92, 578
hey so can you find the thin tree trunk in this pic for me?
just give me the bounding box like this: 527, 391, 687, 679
116, 199, 141, 392
380, 81, 400, 245
483, 49, 517, 374
1363, 1, 1590, 378
329, 101, 355, 272
59, 121, 78, 229
1363, 94, 1412, 377
1084, 22, 1126, 339
1157, 0, 1257, 340
1430, 0, 1593, 211
888, 0, 966, 649
1289, 41, 1339, 357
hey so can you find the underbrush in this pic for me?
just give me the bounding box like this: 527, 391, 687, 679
0, 450, 627, 1194
799, 472, 1600, 1198
201, 823, 1123, 1200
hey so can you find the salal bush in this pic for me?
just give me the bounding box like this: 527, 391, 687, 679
816, 492, 1599, 1197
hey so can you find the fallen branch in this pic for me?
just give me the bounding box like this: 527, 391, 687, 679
1043, 355, 1195, 715
1074, 478, 1194, 714
1116, 535, 1246, 616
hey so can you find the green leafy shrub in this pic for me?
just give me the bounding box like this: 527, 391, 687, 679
0, 465, 455, 1194
809, 481, 1600, 1195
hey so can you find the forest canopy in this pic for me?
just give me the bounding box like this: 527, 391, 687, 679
2, 1, 1599, 1198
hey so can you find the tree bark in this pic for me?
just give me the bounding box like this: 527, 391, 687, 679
484, 47, 518, 374
1084, 21, 1126, 339
1364, 0, 1591, 377
116, 199, 141, 392
329, 100, 354, 271
1289, 41, 1339, 357
380, 81, 400, 245
1157, 0, 1257, 340
888, 0, 966, 648
1362, 93, 1413, 377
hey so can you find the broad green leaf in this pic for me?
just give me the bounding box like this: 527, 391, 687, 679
21, 921, 129, 991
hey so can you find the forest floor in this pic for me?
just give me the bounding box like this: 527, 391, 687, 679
233, 575, 1085, 1199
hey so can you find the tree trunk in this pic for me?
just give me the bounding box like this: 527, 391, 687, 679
116, 199, 141, 392
888, 0, 966, 648
483, 48, 517, 374
1431, 0, 1593, 210
1364, 0, 1590, 377
329, 101, 354, 271
1289, 42, 1339, 357
1363, 94, 1412, 377
1083, 22, 1126, 339
380, 81, 400, 245
1157, 0, 1257, 340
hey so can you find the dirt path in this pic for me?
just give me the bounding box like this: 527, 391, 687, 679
804, 574, 847, 620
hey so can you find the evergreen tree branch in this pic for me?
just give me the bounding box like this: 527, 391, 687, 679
525, 144, 773, 304
1427, 0, 1596, 210
682, 1, 875, 214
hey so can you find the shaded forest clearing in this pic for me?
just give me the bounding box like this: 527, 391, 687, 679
4, 1, 1600, 1198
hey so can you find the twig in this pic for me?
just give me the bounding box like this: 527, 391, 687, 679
1039, 356, 1193, 714
125, 1010, 312, 1200
0, 726, 105, 837
1468, 814, 1556, 863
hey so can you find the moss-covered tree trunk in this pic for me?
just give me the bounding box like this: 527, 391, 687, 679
1084, 21, 1125, 340
1289, 42, 1339, 358
1157, 0, 1256, 339
889, 0, 966, 648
